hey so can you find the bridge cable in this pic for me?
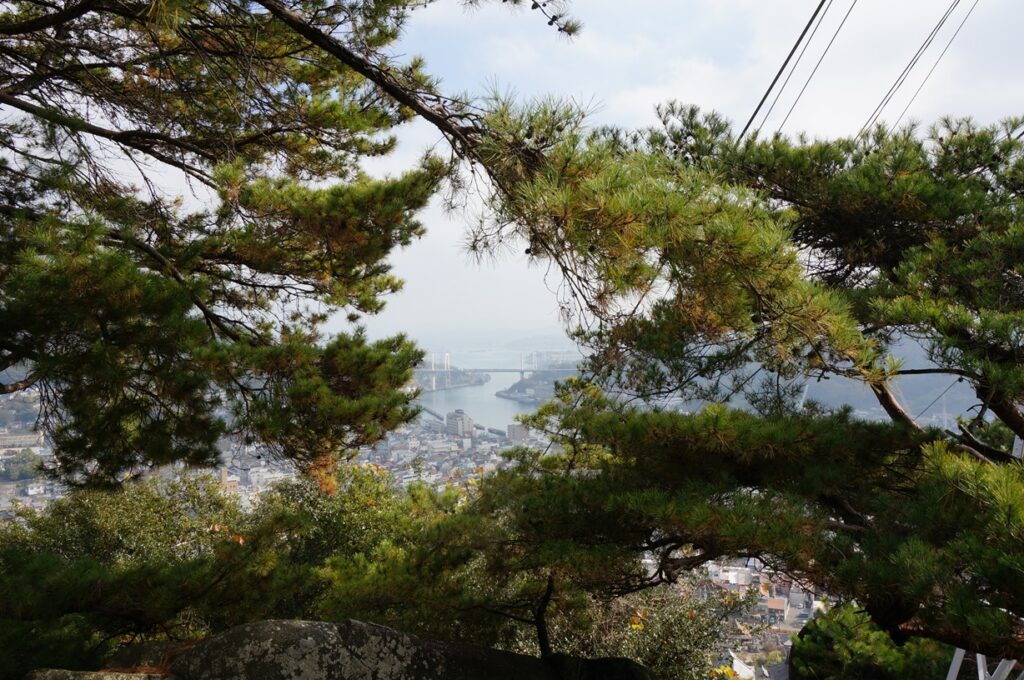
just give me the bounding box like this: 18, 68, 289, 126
738, 0, 828, 142
915, 379, 959, 419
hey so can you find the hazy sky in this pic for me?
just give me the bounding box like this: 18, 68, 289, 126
350, 0, 1021, 351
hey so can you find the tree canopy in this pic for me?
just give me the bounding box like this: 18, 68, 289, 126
446, 100, 1024, 657
0, 465, 749, 678
0, 0, 444, 486
256, 14, 1024, 658
789, 603, 950, 680
3, 0, 1024, 669
339, 34, 1024, 655
0, 469, 397, 676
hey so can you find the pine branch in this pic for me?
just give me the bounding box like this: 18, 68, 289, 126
256, 0, 481, 155
102, 232, 243, 343
893, 367, 976, 378
868, 380, 922, 431
0, 375, 38, 394
0, 0, 100, 35
950, 425, 1014, 463
0, 92, 216, 162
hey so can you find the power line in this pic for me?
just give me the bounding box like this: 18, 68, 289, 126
778, 0, 860, 132
739, 0, 828, 141
893, 0, 981, 128
861, 0, 962, 133
755, 0, 835, 135
860, 0, 962, 134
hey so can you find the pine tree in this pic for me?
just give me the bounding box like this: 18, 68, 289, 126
0, 467, 408, 677
230, 11, 1024, 657
790, 604, 950, 680
449, 103, 1024, 657
0, 0, 445, 485
6, 0, 1024, 665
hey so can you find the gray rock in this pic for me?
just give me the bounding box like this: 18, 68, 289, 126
170, 619, 444, 680
26, 671, 168, 680
169, 619, 653, 680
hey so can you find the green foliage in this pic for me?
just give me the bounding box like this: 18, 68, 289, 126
257, 464, 406, 568
452, 95, 1024, 658
498, 380, 1024, 660
0, 461, 754, 678
1, 475, 243, 563
0, 448, 40, 481
647, 106, 1024, 435
514, 584, 756, 680
316, 480, 493, 642
5, 0, 1024, 669
0, 475, 253, 677
247, 463, 411, 619
0, 467, 408, 678
790, 604, 952, 680
0, 0, 444, 486
317, 449, 756, 672
472, 97, 870, 401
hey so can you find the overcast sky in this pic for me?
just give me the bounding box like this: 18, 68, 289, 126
353, 0, 1021, 351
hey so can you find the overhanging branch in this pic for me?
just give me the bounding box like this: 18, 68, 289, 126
255, 0, 481, 156
0, 0, 100, 36
0, 375, 37, 394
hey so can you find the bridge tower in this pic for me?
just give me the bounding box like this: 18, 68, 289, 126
444, 352, 451, 388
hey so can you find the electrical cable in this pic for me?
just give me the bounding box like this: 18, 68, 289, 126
778, 0, 860, 132
754, 0, 835, 135
860, 0, 961, 134
893, 0, 981, 128
739, 0, 828, 141
862, 0, 961, 133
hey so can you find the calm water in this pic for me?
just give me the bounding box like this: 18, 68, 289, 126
418, 372, 533, 431
415, 349, 568, 430
416, 344, 978, 430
